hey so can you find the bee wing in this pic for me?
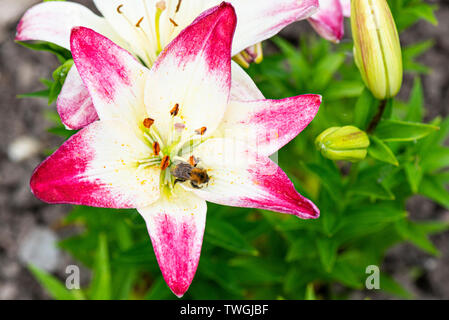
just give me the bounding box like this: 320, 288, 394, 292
171, 163, 193, 180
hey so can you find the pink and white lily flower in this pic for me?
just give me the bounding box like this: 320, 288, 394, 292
16, 0, 319, 130
308, 0, 351, 42
30, 4, 321, 297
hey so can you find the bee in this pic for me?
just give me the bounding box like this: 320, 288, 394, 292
171, 159, 210, 189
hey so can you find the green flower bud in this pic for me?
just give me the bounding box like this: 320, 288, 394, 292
351, 0, 403, 100
315, 126, 370, 162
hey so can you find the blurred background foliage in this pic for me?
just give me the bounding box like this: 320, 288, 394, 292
23, 0, 449, 300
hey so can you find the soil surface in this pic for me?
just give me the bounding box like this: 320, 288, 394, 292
0, 0, 447, 300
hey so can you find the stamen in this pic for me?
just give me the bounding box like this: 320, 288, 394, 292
156, 1, 166, 11
143, 118, 154, 128
175, 123, 185, 132
175, 0, 182, 13
169, 18, 178, 27
189, 155, 197, 166
136, 17, 144, 28
170, 103, 180, 116
155, 1, 166, 54
153, 142, 161, 156
195, 127, 207, 135
160, 155, 170, 170
117, 4, 124, 14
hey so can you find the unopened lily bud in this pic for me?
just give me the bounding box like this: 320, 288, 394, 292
315, 126, 370, 162
351, 0, 403, 100
233, 42, 263, 69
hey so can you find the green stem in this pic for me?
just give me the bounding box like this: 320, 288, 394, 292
367, 99, 387, 134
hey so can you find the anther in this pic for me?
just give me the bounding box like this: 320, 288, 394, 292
136, 17, 144, 28
117, 4, 124, 14
156, 1, 166, 11
169, 18, 178, 27
195, 127, 207, 135
189, 155, 197, 167
170, 103, 180, 116
160, 155, 170, 170
175, 0, 182, 13
153, 142, 160, 156
143, 118, 154, 128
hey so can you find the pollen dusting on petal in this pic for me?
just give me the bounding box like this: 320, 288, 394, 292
169, 18, 178, 27
143, 118, 154, 128
136, 17, 144, 28
156, 1, 166, 11
195, 127, 207, 136
160, 155, 170, 170
170, 103, 180, 116
153, 142, 161, 156
117, 4, 124, 14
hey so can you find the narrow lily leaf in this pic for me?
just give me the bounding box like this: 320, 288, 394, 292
375, 120, 439, 142
395, 220, 439, 256
380, 274, 413, 299
113, 241, 157, 267
28, 265, 84, 300
348, 181, 395, 200
404, 161, 423, 194
421, 146, 449, 172
405, 77, 424, 122
368, 136, 399, 166
205, 218, 258, 256
17, 89, 50, 99
305, 283, 317, 300
419, 175, 449, 210
354, 88, 377, 129
89, 234, 111, 300
316, 238, 338, 273
145, 277, 176, 300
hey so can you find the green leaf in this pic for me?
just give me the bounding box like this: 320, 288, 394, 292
375, 120, 439, 142
404, 162, 423, 194
113, 241, 157, 266
405, 77, 424, 122
395, 220, 439, 256
305, 283, 317, 300
368, 136, 399, 166
419, 175, 449, 210
28, 265, 84, 300
145, 277, 175, 300
354, 89, 377, 129
205, 218, 258, 255
380, 274, 413, 299
89, 234, 111, 300
316, 238, 337, 272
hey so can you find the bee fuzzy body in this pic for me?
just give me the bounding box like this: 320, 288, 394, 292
171, 161, 210, 189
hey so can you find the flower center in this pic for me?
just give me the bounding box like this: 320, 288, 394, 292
115, 0, 182, 66
138, 103, 209, 193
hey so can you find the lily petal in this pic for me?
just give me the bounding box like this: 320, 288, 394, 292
230, 62, 264, 101
71, 27, 148, 133
340, 0, 351, 17
139, 188, 207, 298
308, 0, 344, 42
229, 0, 319, 54
30, 120, 160, 208
189, 139, 320, 219
15, 1, 114, 50
217, 94, 321, 156
144, 3, 236, 138
57, 67, 98, 130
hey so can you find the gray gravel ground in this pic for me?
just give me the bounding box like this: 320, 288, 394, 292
0, 0, 448, 299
